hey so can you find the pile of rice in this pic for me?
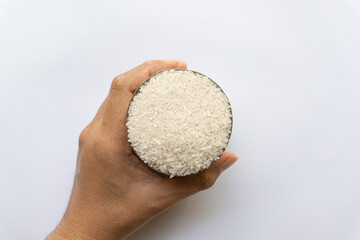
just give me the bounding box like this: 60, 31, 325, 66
126, 69, 232, 177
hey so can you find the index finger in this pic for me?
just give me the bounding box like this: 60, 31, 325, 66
101, 59, 187, 140
113, 59, 187, 93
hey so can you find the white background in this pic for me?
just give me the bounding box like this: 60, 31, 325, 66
1, 0, 360, 239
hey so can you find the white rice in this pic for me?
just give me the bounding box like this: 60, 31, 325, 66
126, 69, 232, 177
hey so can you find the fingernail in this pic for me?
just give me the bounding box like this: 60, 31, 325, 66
178, 60, 187, 68
222, 154, 238, 170
227, 153, 238, 160
164, 58, 178, 63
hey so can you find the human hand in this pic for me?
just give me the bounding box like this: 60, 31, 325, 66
47, 59, 238, 240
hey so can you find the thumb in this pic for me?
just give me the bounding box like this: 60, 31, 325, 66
196, 152, 238, 191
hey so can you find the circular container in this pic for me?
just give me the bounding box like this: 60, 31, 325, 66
126, 69, 233, 177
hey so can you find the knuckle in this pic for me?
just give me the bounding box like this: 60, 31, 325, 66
143, 60, 156, 70
144, 60, 155, 66
199, 174, 216, 190
111, 75, 126, 91
78, 128, 89, 146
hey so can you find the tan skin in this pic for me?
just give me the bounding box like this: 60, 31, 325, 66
47, 59, 238, 240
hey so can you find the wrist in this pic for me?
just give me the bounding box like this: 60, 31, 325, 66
48, 199, 153, 240
46, 213, 97, 240
47, 179, 177, 240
